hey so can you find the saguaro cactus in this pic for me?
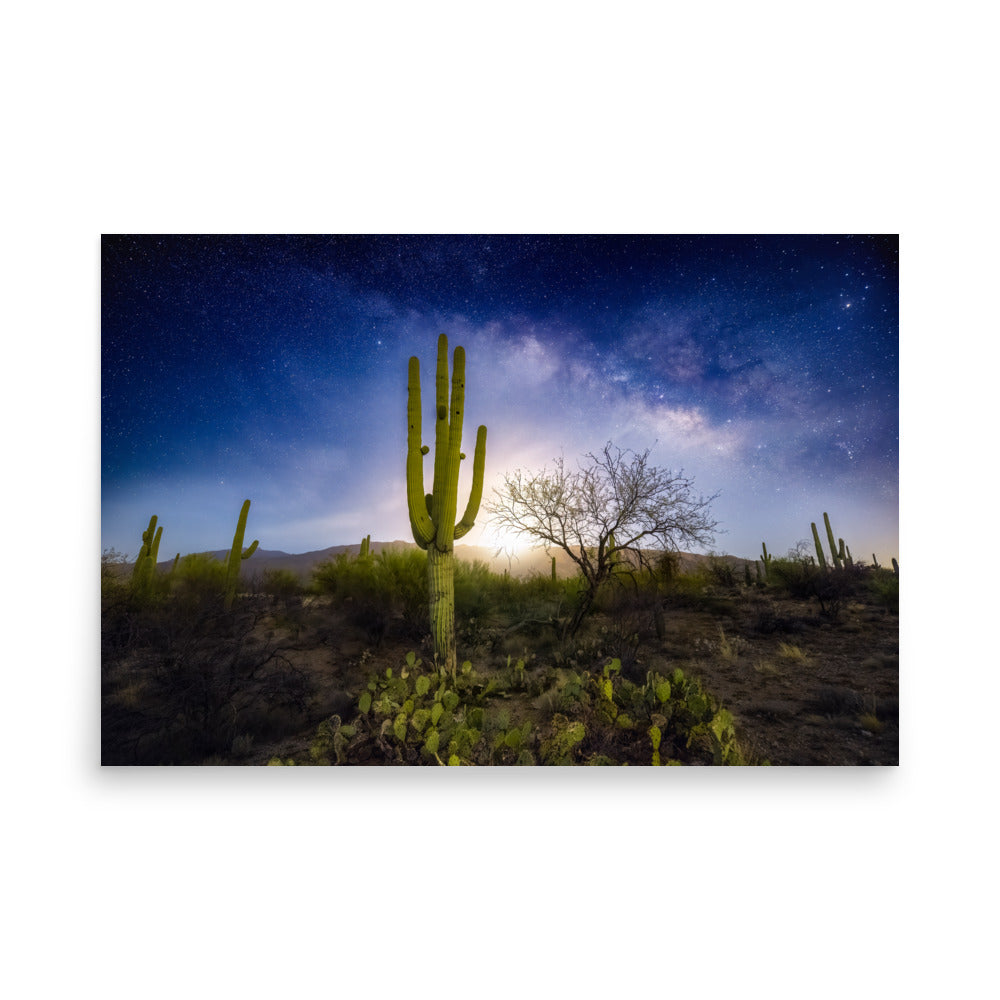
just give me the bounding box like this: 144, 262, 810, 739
760, 542, 772, 580
811, 521, 828, 570
224, 499, 259, 610
131, 514, 163, 592
406, 334, 487, 677
359, 534, 372, 559
824, 512, 843, 570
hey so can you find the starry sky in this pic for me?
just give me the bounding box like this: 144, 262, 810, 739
101, 235, 898, 565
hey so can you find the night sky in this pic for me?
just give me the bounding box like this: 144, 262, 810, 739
101, 234, 898, 565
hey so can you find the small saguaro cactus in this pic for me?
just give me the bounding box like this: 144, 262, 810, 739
551, 554, 557, 582
406, 334, 487, 677
811, 521, 828, 571
872, 553, 880, 569
360, 534, 372, 559
892, 557, 899, 576
607, 532, 622, 574
131, 514, 163, 592
224, 499, 259, 611
760, 542, 772, 580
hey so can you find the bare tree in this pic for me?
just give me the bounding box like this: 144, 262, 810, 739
485, 442, 720, 635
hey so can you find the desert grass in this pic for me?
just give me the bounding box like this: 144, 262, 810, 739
776, 641, 809, 664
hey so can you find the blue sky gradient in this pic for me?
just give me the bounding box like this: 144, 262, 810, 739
101, 234, 898, 564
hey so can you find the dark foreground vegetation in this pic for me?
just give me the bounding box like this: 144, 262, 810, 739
101, 547, 899, 765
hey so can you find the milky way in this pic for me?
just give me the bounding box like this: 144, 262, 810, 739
101, 235, 898, 564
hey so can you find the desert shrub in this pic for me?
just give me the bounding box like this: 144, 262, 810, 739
102, 600, 312, 764
810, 685, 863, 717
454, 559, 497, 620
312, 548, 428, 642
652, 550, 681, 585
170, 552, 228, 607
766, 557, 866, 618
867, 569, 899, 613
705, 554, 738, 588
256, 568, 303, 599
767, 557, 822, 598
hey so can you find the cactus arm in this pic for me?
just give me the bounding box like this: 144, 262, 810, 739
406, 356, 436, 548
454, 424, 487, 539
132, 515, 158, 579
150, 526, 163, 565
431, 333, 451, 519
435, 342, 466, 549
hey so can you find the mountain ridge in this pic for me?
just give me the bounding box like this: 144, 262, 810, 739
148, 540, 753, 581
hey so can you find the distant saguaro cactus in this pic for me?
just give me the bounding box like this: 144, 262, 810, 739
811, 521, 828, 571
824, 512, 843, 571
360, 534, 372, 559
406, 334, 487, 676
131, 514, 163, 593
224, 499, 259, 611
760, 542, 772, 580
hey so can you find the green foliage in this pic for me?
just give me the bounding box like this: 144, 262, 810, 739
539, 715, 586, 764
706, 554, 738, 587
331, 652, 522, 765
867, 568, 899, 613
280, 641, 749, 766
312, 547, 429, 642
256, 568, 302, 599
767, 556, 825, 600
170, 552, 228, 605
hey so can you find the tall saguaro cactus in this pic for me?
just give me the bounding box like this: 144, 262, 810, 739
224, 499, 259, 610
131, 514, 163, 592
406, 334, 487, 676
811, 521, 828, 571
823, 512, 843, 571
760, 542, 773, 580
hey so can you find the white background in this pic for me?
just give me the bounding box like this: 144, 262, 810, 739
3, 2, 994, 997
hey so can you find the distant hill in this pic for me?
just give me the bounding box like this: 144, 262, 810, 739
146, 540, 759, 582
